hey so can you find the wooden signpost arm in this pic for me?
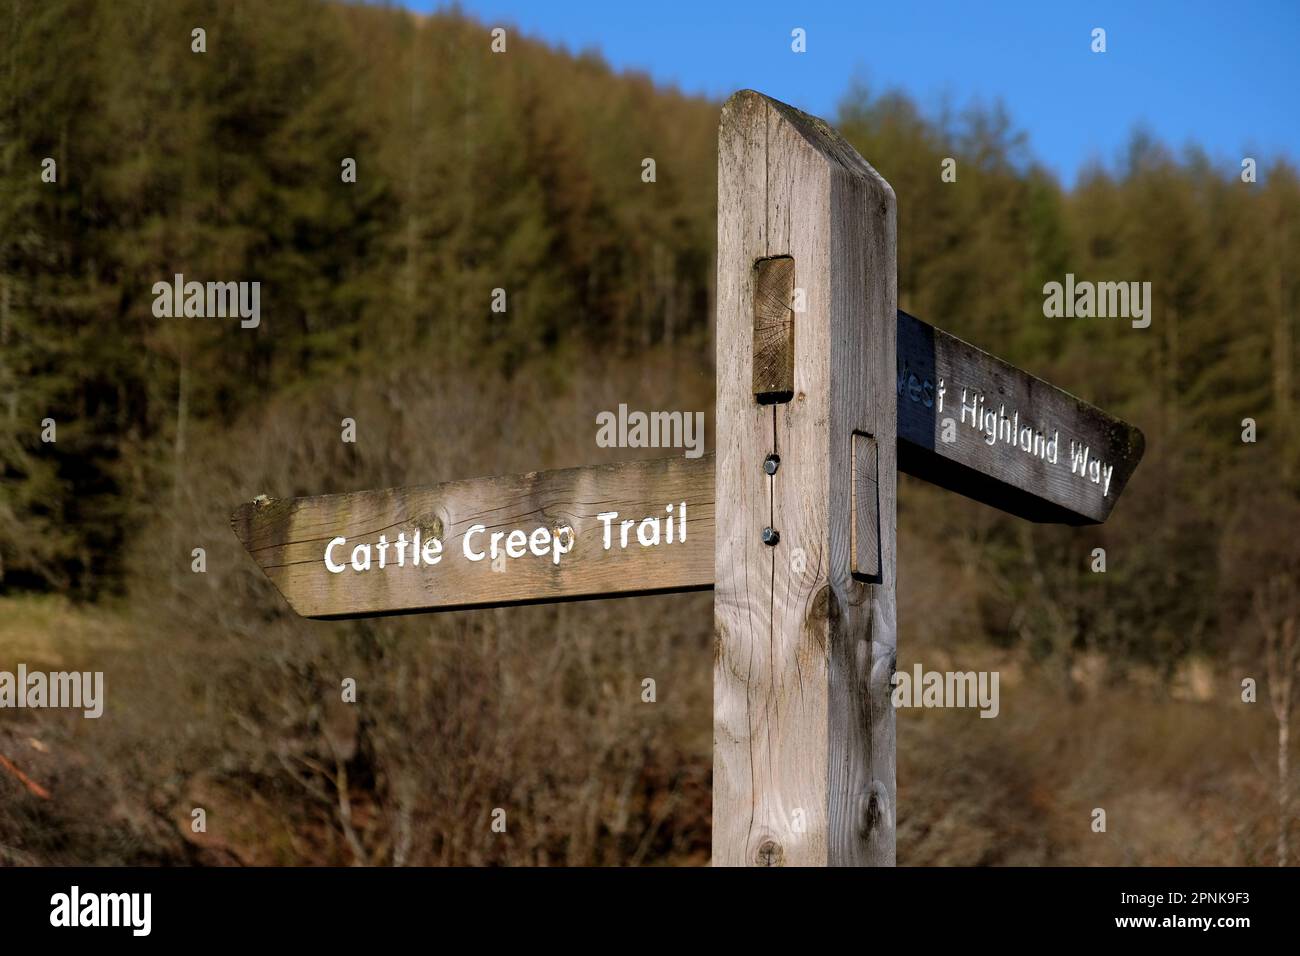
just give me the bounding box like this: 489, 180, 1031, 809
713, 90, 898, 866
231, 455, 714, 619
895, 309, 1145, 525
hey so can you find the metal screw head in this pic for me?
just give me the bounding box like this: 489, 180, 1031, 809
762, 527, 780, 546
763, 453, 780, 476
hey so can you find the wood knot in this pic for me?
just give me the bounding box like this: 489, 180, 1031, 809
417, 513, 444, 541
865, 791, 881, 833
858, 780, 892, 838
754, 839, 784, 867
868, 641, 897, 691
809, 585, 840, 624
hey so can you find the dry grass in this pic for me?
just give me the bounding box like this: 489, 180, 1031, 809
1, 345, 1289, 866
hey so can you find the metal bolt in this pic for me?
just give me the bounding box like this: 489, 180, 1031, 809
763, 453, 780, 476
762, 527, 780, 546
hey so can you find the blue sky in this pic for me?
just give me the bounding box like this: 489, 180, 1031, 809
396, 0, 1299, 187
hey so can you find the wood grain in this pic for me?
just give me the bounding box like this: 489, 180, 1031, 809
851, 431, 880, 581
713, 90, 898, 867
752, 255, 795, 403
231, 455, 714, 618
896, 309, 1145, 524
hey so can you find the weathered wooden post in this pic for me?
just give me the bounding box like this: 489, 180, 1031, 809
713, 90, 898, 866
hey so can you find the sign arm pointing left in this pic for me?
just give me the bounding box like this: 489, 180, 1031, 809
231, 454, 715, 619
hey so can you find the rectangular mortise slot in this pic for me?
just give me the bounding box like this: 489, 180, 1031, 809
752, 256, 795, 404
851, 431, 881, 582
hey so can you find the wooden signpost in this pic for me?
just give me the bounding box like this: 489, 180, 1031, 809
232, 90, 1144, 866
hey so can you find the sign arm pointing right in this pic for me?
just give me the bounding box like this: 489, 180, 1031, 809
895, 309, 1145, 525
